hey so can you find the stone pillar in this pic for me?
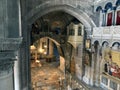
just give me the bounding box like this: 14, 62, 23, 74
112, 6, 116, 25
102, 10, 106, 26
0, 61, 14, 90
14, 52, 20, 90
70, 48, 75, 75
49, 40, 53, 56
99, 11, 103, 27
90, 45, 95, 86
59, 56, 65, 72
93, 46, 98, 86
83, 65, 91, 84
95, 46, 101, 86
75, 44, 83, 80
0, 38, 22, 90
19, 24, 31, 90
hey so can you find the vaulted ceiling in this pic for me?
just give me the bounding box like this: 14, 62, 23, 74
32, 11, 80, 34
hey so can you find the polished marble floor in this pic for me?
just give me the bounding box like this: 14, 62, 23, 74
31, 59, 65, 90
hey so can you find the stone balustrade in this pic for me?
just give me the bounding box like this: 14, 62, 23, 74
28, 0, 93, 9
100, 74, 120, 90
93, 26, 120, 39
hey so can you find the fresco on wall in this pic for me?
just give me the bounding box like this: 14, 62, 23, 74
111, 51, 120, 66
104, 49, 120, 79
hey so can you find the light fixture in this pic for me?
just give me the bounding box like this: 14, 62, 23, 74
35, 60, 40, 63
30, 45, 36, 50
86, 39, 91, 49
44, 44, 47, 48
43, 51, 47, 55
38, 48, 44, 53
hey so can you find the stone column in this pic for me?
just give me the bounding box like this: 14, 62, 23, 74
0, 61, 14, 90
0, 38, 22, 90
99, 11, 103, 27
19, 24, 31, 90
70, 48, 75, 75
93, 45, 99, 86
14, 52, 20, 90
102, 10, 106, 26
95, 46, 101, 86
112, 6, 116, 25
90, 45, 95, 86
75, 44, 83, 80
49, 40, 53, 56
83, 65, 91, 84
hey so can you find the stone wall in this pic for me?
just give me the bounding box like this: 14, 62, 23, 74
0, 0, 22, 90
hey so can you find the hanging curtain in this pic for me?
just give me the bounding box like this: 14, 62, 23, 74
116, 10, 120, 25
107, 12, 112, 26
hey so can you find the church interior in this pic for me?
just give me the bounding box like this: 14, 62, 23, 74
0, 0, 120, 90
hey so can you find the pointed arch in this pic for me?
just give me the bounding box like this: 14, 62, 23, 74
112, 42, 120, 47
116, 0, 120, 7
96, 6, 102, 12
105, 2, 113, 11
102, 41, 109, 47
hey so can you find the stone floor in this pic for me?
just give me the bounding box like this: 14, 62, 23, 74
31, 60, 65, 90
31, 59, 104, 90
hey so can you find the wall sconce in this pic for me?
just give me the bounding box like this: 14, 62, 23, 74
44, 44, 47, 48
43, 51, 47, 55
30, 45, 36, 50
38, 48, 44, 53
85, 39, 91, 49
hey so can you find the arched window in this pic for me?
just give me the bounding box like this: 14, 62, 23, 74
78, 27, 81, 36
69, 29, 72, 35
106, 10, 113, 26
105, 2, 113, 26
69, 29, 74, 36
112, 42, 120, 50
102, 41, 109, 48
115, 9, 120, 25
102, 41, 109, 61
115, 0, 120, 25
71, 29, 74, 35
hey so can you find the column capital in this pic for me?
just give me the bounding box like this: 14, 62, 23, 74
0, 51, 17, 76
0, 37, 23, 51
0, 60, 14, 76
112, 6, 116, 10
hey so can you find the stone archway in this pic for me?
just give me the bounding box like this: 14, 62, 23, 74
20, 4, 96, 90
25, 5, 96, 31
31, 36, 67, 89
33, 36, 65, 64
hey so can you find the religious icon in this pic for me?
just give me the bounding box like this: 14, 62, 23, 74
107, 12, 112, 26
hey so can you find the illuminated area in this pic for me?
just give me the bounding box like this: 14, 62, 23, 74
1, 0, 120, 90
30, 37, 65, 90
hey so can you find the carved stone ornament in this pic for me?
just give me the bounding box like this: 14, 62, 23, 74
0, 37, 23, 51
0, 60, 14, 76
0, 38, 23, 75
